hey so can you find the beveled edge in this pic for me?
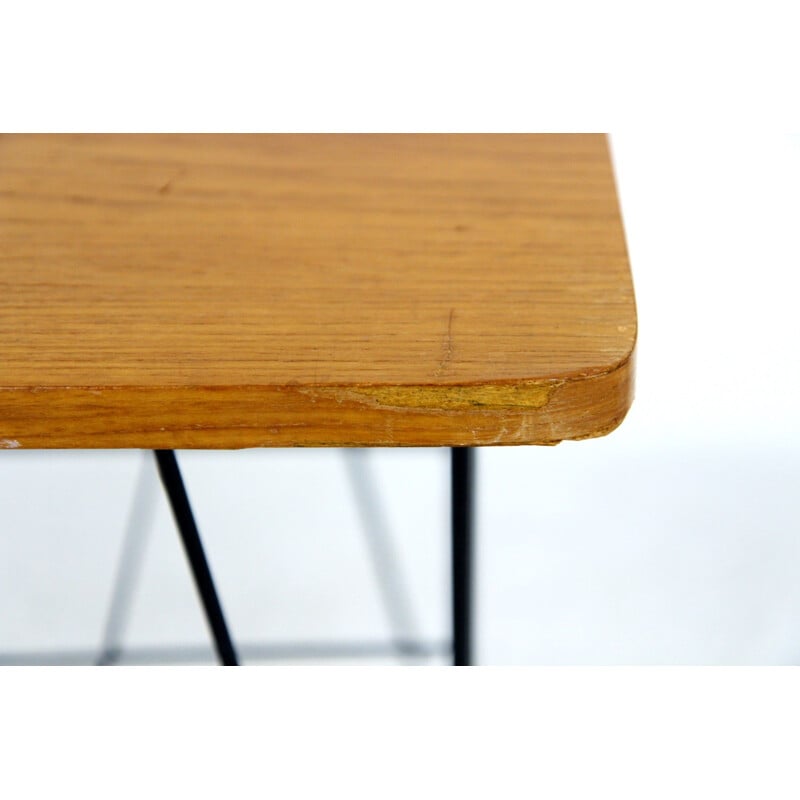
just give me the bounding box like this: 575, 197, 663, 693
0, 345, 635, 449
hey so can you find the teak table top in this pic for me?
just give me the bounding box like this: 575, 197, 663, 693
0, 134, 636, 449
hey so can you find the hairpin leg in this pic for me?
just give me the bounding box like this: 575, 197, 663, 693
97, 453, 158, 665
342, 449, 422, 658
451, 447, 475, 666
154, 450, 239, 666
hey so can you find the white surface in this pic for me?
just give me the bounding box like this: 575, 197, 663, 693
0, 133, 798, 664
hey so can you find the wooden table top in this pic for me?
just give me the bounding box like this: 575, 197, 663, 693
0, 134, 636, 449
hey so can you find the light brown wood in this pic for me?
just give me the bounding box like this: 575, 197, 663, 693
0, 134, 636, 449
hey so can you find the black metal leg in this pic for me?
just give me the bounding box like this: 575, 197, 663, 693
451, 447, 474, 666
154, 450, 239, 666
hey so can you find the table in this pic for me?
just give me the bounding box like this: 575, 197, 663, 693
0, 134, 637, 664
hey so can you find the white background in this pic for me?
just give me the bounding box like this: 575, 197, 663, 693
1, 133, 798, 664
2, 2, 800, 797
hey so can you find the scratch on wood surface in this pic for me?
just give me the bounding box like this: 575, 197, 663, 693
158, 168, 185, 195
0, 439, 21, 448
435, 309, 455, 377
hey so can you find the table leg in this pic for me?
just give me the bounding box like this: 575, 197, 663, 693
154, 450, 239, 666
343, 449, 421, 657
451, 447, 475, 666
97, 453, 157, 665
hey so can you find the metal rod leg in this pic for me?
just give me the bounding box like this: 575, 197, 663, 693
451, 447, 475, 666
97, 453, 159, 665
343, 449, 423, 659
153, 450, 239, 666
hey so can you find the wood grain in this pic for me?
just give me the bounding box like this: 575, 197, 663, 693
0, 134, 636, 448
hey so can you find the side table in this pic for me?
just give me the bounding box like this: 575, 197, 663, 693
0, 134, 636, 665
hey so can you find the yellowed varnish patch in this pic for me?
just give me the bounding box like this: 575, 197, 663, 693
306, 381, 561, 411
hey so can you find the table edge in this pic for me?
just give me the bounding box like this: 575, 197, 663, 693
0, 349, 635, 449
